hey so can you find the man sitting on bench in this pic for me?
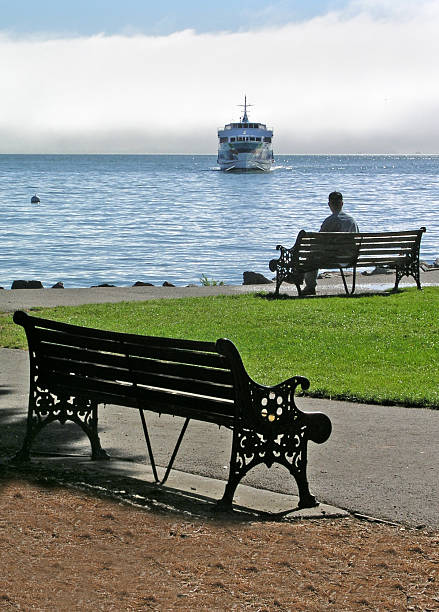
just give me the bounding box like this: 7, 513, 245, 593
302, 191, 360, 296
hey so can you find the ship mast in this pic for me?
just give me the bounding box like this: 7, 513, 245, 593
239, 95, 253, 122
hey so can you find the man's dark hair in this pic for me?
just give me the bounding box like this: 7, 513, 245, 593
328, 191, 343, 204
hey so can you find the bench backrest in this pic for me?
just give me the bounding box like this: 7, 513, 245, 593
292, 227, 425, 270
293, 230, 358, 270
14, 311, 237, 427
354, 228, 425, 268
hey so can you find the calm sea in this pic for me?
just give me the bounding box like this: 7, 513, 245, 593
1, 154, 438, 288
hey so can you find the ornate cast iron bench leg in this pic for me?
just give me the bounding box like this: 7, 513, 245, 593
218, 376, 321, 511
393, 260, 422, 291
218, 423, 317, 510
269, 258, 282, 296
13, 386, 109, 462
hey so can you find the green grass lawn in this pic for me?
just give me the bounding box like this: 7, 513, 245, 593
1, 287, 438, 408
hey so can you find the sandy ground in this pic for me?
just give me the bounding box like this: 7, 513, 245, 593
1, 472, 438, 612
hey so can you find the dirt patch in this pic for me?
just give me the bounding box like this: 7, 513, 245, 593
1, 472, 438, 611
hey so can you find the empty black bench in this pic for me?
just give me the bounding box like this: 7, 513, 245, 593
269, 227, 426, 296
13, 310, 332, 509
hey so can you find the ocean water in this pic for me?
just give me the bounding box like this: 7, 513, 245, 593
1, 154, 438, 288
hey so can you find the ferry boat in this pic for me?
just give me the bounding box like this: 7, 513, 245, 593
217, 97, 274, 172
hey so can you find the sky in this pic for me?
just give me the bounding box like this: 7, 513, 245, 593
1, 0, 438, 154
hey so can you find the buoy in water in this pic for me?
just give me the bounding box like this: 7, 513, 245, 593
31, 194, 40, 204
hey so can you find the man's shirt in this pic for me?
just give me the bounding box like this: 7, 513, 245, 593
320, 211, 359, 233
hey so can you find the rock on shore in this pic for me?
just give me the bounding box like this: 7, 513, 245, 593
11, 280, 44, 289
243, 271, 273, 285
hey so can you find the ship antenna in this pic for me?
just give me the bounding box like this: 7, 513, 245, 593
238, 95, 253, 122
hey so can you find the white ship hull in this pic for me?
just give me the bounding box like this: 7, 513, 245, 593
217, 148, 273, 172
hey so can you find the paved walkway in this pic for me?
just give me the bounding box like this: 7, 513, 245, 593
1, 274, 438, 528
1, 267, 439, 310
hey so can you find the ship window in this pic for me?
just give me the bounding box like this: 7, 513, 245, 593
238, 123, 243, 128
219, 137, 228, 143
243, 124, 248, 128
263, 137, 271, 143
250, 137, 255, 141
230, 137, 235, 142
256, 137, 261, 142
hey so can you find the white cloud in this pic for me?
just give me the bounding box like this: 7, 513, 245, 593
1, 1, 438, 153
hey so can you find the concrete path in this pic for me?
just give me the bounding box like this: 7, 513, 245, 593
1, 274, 438, 528
1, 266, 439, 311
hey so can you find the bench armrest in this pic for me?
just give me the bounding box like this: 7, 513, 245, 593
275, 244, 295, 258
300, 410, 332, 444
272, 232, 307, 270
215, 338, 332, 444
270, 244, 298, 273
246, 376, 331, 443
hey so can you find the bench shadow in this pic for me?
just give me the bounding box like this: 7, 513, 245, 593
0, 398, 106, 485
0, 406, 29, 459
256, 288, 400, 301
0, 456, 302, 525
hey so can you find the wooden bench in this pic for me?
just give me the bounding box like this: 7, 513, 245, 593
269, 227, 426, 296
13, 310, 332, 509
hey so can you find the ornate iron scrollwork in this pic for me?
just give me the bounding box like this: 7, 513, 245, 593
13, 367, 108, 462
270, 245, 304, 296
221, 376, 318, 509
394, 252, 422, 290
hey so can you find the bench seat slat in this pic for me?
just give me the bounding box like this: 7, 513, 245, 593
40, 372, 235, 417
355, 256, 407, 265
138, 399, 235, 427
357, 247, 414, 255
298, 252, 354, 260
39, 380, 235, 427
39, 356, 235, 400
298, 259, 353, 268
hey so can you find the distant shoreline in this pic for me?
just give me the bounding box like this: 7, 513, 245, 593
2, 152, 439, 157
